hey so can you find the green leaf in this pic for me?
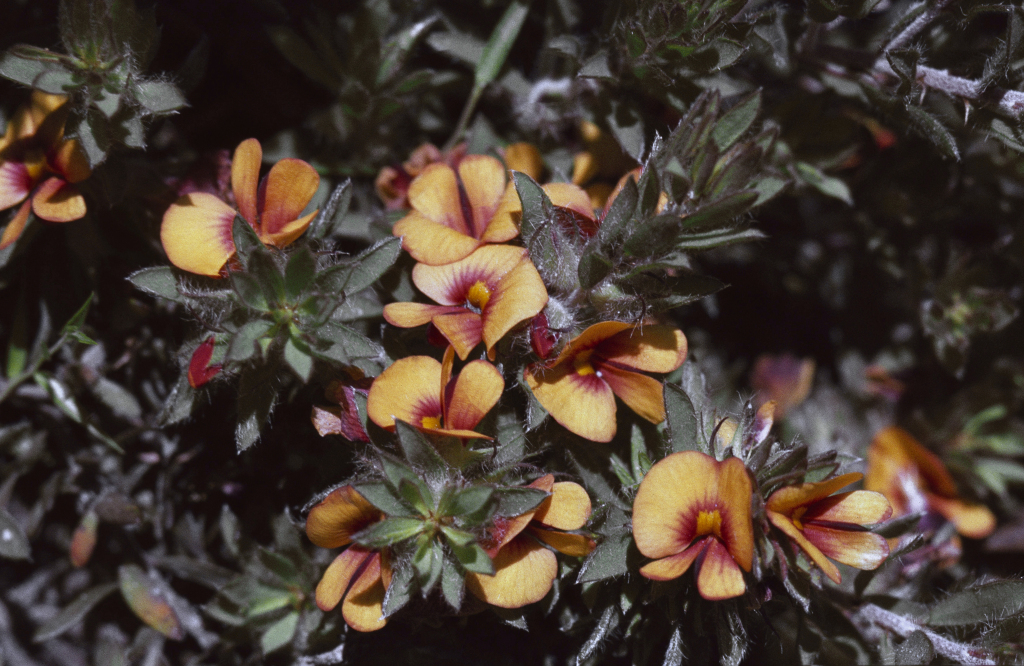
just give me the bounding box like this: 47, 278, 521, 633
578, 251, 613, 290
382, 566, 413, 617
928, 581, 1024, 627
906, 104, 960, 160
32, 65, 80, 94
440, 526, 477, 547
226, 320, 273, 362
795, 163, 852, 205
235, 362, 277, 451
511, 171, 553, 239
713, 91, 761, 150
673, 227, 765, 252
397, 478, 431, 515
598, 174, 638, 249
62, 293, 94, 337
74, 110, 111, 167
256, 548, 300, 586
494, 487, 549, 517
440, 553, 464, 610
248, 250, 286, 306
473, 1, 531, 96
680, 191, 759, 231
232, 273, 269, 311
448, 540, 494, 575
448, 486, 494, 518
394, 420, 448, 477
5, 295, 29, 380
283, 336, 314, 382
343, 237, 402, 295
33, 583, 118, 642
622, 214, 684, 259
894, 631, 935, 665
664, 384, 702, 453
577, 532, 631, 583
284, 247, 317, 301
353, 482, 414, 516
353, 517, 426, 548
307, 180, 351, 240
134, 80, 187, 114
315, 322, 382, 363
118, 564, 185, 640
266, 26, 340, 90
231, 215, 262, 266
0, 508, 30, 560
0, 48, 63, 86
260, 611, 298, 655
128, 267, 183, 302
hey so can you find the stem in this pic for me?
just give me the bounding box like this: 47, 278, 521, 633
0, 333, 68, 405
857, 604, 996, 665
444, 87, 482, 153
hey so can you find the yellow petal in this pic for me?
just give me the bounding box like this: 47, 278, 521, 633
766, 473, 864, 515
0, 199, 32, 250
159, 192, 237, 276
408, 163, 468, 231
431, 311, 484, 361
549, 321, 633, 367
482, 256, 548, 355
411, 244, 526, 305
697, 537, 747, 600
503, 143, 544, 181
384, 302, 462, 329
306, 486, 382, 549
805, 490, 893, 526
231, 138, 262, 226
366, 356, 442, 430
531, 528, 596, 557
393, 210, 481, 266
458, 155, 506, 238
803, 524, 890, 573
342, 569, 387, 632
596, 325, 688, 373
525, 361, 617, 443
596, 363, 665, 424
445, 359, 504, 432
31, 178, 85, 222
928, 494, 996, 539
50, 138, 91, 184
767, 509, 842, 584
259, 157, 320, 236
260, 209, 315, 248
572, 151, 598, 186
639, 542, 703, 581
543, 182, 594, 219
533, 482, 592, 530
480, 182, 521, 243
465, 536, 557, 609
315, 547, 370, 611
440, 344, 455, 415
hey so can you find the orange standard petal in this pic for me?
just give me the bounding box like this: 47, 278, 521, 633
306, 485, 383, 549
31, 177, 86, 222
458, 155, 507, 239
231, 138, 262, 226
532, 481, 592, 531
465, 536, 558, 609
159, 192, 237, 276
341, 550, 388, 632
49, 138, 91, 184
632, 451, 753, 572
595, 362, 666, 424
0, 199, 32, 250
366, 356, 442, 431
525, 358, 617, 442
444, 359, 504, 432
595, 325, 688, 373
503, 143, 544, 181
258, 157, 320, 237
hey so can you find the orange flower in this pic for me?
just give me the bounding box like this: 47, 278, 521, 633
160, 138, 320, 276
501, 142, 545, 182
766, 473, 892, 583
0, 92, 91, 250
501, 179, 601, 240
524, 322, 687, 442
466, 474, 594, 608
633, 452, 754, 600
366, 347, 503, 439
865, 427, 995, 539
391, 154, 520, 266
571, 121, 637, 210
375, 142, 466, 210
383, 244, 548, 360
306, 486, 391, 632
749, 354, 815, 418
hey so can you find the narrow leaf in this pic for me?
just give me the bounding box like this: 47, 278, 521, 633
33, 583, 119, 642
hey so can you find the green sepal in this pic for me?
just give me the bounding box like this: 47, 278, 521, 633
448, 540, 494, 575
352, 517, 426, 549
394, 420, 448, 478
494, 487, 549, 518
284, 247, 317, 301
352, 482, 416, 517
226, 320, 274, 362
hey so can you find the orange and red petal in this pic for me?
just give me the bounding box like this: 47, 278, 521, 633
928, 494, 996, 539
525, 362, 617, 442
260, 209, 316, 248
393, 211, 481, 266
258, 157, 320, 236
639, 542, 703, 581
159, 192, 237, 276
697, 537, 747, 600
482, 257, 548, 354
342, 568, 387, 632
49, 139, 91, 184
480, 182, 522, 243
31, 178, 86, 222
596, 362, 666, 424
367, 356, 442, 430
550, 321, 634, 367
533, 481, 592, 531
458, 155, 506, 237
315, 546, 376, 611
530, 527, 596, 557
465, 536, 558, 609
411, 244, 527, 305
0, 200, 32, 250
804, 490, 893, 526
431, 311, 484, 361
767, 510, 842, 584
231, 138, 261, 226
0, 160, 32, 211
306, 485, 382, 549
544, 182, 594, 219
868, 427, 958, 498
597, 325, 688, 373
766, 473, 864, 515
802, 523, 890, 573
445, 359, 504, 432
408, 163, 468, 232
503, 143, 544, 181
384, 302, 463, 329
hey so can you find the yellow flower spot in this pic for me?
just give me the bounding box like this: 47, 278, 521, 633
24, 148, 47, 181
791, 506, 807, 530
420, 415, 442, 429
467, 281, 492, 311
573, 349, 596, 376
695, 509, 723, 539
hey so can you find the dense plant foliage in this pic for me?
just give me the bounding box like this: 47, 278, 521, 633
2, 0, 1024, 664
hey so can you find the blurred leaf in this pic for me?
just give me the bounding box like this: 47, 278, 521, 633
267, 26, 340, 90
33, 583, 118, 642
427, 30, 484, 66
795, 162, 852, 205
0, 46, 64, 86
928, 581, 1024, 626
0, 508, 30, 560
260, 610, 298, 654
577, 532, 631, 583
118, 564, 185, 640
713, 91, 761, 150
235, 362, 277, 451
128, 267, 183, 303
579, 51, 613, 79
906, 104, 960, 160
473, 1, 530, 97
378, 17, 436, 86
134, 80, 187, 114
90, 377, 143, 421
150, 556, 236, 590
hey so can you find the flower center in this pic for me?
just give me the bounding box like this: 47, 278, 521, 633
695, 509, 723, 539
467, 281, 491, 311
573, 349, 596, 376
24, 148, 48, 183
791, 506, 807, 530
420, 414, 442, 429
